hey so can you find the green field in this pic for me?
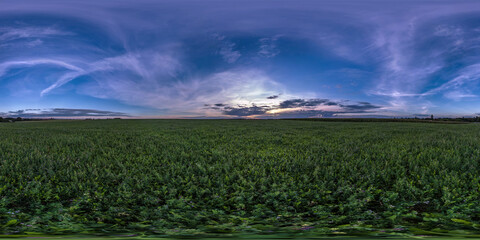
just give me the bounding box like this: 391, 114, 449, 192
0, 120, 480, 238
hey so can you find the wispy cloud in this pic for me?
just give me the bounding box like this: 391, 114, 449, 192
421, 63, 480, 100
25, 39, 43, 47
81, 68, 289, 116
0, 59, 84, 79
258, 36, 280, 58
37, 51, 181, 96
0, 26, 72, 42
213, 34, 241, 63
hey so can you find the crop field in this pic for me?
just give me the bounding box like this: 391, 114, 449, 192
0, 119, 480, 238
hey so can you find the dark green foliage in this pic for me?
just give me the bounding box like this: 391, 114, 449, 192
0, 120, 479, 236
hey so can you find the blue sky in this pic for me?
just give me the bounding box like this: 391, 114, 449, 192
1, 0, 480, 118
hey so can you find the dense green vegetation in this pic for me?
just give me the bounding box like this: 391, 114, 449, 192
0, 120, 479, 237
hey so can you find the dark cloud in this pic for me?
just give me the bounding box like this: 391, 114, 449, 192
1, 108, 129, 118
222, 106, 269, 116
413, 114, 432, 118
267, 95, 279, 99
340, 102, 381, 112
270, 104, 381, 118
272, 110, 337, 118
277, 98, 380, 112
204, 103, 228, 110
278, 98, 337, 108
324, 101, 337, 106
207, 98, 382, 117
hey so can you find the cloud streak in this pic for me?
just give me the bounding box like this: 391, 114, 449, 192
0, 26, 72, 42
0, 59, 84, 78
1, 108, 128, 118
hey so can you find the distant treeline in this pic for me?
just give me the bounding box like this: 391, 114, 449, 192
0, 117, 123, 122
2, 116, 480, 123
0, 117, 47, 123
283, 117, 480, 123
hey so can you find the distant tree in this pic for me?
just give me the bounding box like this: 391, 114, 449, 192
431, 114, 434, 120
16, 117, 22, 121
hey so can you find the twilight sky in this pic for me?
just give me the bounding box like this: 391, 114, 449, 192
1, 0, 480, 118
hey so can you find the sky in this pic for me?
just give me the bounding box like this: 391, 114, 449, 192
1, 0, 480, 118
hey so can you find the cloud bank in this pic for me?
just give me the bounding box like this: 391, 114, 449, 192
206, 98, 381, 117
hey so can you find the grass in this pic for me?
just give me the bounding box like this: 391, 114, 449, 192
0, 119, 479, 238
